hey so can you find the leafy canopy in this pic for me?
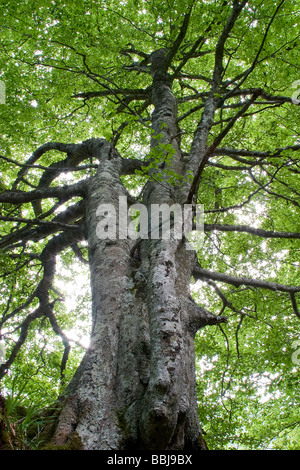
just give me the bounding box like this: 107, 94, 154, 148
0, 0, 300, 450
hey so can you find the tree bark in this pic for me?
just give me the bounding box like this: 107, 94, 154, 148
41, 51, 226, 451
44, 164, 222, 449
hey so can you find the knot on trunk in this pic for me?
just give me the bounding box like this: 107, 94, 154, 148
186, 296, 227, 334
150, 48, 168, 78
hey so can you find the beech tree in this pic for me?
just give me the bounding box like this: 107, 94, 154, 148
0, 0, 299, 450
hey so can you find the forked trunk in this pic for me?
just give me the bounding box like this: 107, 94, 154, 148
44, 151, 222, 450
41, 50, 225, 450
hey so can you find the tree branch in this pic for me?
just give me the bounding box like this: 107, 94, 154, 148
224, 0, 286, 100
213, 144, 300, 160
0, 306, 45, 381
187, 295, 228, 334
193, 264, 300, 320
0, 199, 85, 250
193, 264, 300, 294
290, 293, 300, 319
248, 168, 300, 209
187, 90, 261, 202
165, 6, 194, 71
0, 181, 86, 205
72, 88, 149, 101
0, 225, 86, 379
12, 141, 90, 190
0, 153, 97, 173
204, 223, 300, 239
213, 0, 248, 89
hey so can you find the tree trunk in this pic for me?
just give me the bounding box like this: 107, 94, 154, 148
41, 51, 225, 451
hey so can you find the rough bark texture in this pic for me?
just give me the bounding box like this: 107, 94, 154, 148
40, 50, 226, 451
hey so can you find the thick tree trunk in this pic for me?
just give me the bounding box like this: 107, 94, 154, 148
41, 51, 225, 451
42, 147, 223, 451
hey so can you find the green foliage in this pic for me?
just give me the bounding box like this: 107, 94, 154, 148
2, 375, 57, 449
195, 312, 300, 449
0, 0, 299, 450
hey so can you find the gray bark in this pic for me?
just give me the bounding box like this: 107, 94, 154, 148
44, 51, 226, 451
47, 156, 222, 449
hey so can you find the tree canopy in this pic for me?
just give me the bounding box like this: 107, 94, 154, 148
0, 0, 299, 450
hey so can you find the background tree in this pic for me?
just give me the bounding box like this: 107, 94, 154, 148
0, 0, 299, 450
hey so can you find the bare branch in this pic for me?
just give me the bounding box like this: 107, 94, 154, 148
45, 308, 72, 382
193, 262, 300, 320
71, 243, 89, 265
